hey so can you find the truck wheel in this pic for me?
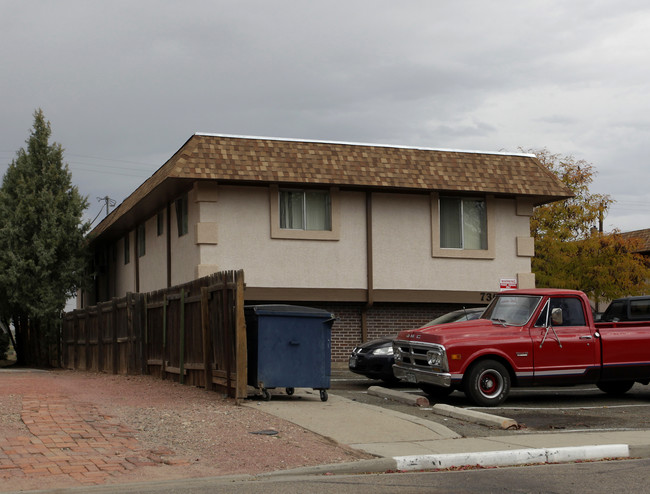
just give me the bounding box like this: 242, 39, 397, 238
464, 359, 510, 407
597, 381, 634, 396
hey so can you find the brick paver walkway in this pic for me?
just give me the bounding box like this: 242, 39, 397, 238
0, 394, 188, 487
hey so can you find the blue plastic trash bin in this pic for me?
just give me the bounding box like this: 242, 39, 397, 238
245, 304, 334, 401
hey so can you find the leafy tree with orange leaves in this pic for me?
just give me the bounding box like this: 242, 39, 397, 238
528, 148, 649, 308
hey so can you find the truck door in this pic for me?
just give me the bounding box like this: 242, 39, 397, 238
531, 296, 600, 385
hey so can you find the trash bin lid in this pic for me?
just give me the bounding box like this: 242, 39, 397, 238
245, 304, 334, 319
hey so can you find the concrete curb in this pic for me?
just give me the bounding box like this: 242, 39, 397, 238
263, 443, 632, 477
393, 443, 630, 471
367, 386, 429, 407
365, 386, 517, 430
257, 458, 398, 477
431, 403, 518, 429
8, 444, 643, 492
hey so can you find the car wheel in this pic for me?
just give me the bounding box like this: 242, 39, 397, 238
464, 359, 510, 407
597, 380, 634, 396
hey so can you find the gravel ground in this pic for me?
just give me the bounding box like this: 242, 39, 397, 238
0, 368, 372, 489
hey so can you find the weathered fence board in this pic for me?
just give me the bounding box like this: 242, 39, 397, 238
62, 270, 247, 400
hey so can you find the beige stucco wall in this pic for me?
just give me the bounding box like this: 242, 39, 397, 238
115, 231, 136, 295
137, 213, 168, 293
110, 189, 201, 298
169, 188, 201, 286
372, 193, 532, 292
109, 183, 533, 298
197, 185, 368, 288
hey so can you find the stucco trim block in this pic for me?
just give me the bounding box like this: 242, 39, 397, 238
517, 272, 536, 289
196, 264, 219, 278
196, 222, 218, 245
516, 236, 535, 257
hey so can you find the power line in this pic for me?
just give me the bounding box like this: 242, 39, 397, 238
97, 196, 116, 216
89, 196, 116, 226
65, 153, 158, 168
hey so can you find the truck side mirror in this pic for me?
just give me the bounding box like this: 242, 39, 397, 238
551, 307, 563, 326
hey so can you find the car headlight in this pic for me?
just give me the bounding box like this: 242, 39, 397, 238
372, 345, 394, 356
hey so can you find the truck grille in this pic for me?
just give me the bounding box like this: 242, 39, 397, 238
393, 340, 447, 372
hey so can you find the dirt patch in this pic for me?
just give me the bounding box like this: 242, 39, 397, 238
0, 369, 372, 491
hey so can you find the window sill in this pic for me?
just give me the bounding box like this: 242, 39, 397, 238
432, 248, 495, 259
271, 228, 339, 241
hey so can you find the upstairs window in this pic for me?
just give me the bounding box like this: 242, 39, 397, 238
175, 194, 188, 237
439, 197, 487, 250
124, 234, 130, 265
157, 211, 164, 236
279, 190, 331, 231
137, 224, 146, 257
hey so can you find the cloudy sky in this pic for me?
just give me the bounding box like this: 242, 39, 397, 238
1, 1, 649, 232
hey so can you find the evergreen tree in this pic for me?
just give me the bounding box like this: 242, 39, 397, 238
0, 109, 89, 366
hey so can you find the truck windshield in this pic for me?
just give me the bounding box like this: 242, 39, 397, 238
482, 295, 542, 326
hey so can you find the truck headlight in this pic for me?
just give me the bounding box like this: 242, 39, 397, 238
392, 343, 401, 362
427, 350, 443, 367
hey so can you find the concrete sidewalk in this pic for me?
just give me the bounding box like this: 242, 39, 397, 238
245, 388, 650, 475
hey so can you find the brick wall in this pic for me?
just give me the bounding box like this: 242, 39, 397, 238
308, 302, 480, 362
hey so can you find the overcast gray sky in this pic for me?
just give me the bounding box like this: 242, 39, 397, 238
1, 1, 649, 232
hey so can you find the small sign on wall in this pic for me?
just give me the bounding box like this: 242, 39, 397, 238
499, 278, 518, 291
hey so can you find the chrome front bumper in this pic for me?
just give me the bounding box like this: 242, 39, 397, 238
392, 364, 451, 388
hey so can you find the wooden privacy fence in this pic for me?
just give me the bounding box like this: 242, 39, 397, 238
61, 270, 247, 400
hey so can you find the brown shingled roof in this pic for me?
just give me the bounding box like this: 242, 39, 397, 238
620, 229, 650, 254
90, 134, 573, 239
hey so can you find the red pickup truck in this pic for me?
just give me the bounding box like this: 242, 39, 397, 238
392, 288, 650, 406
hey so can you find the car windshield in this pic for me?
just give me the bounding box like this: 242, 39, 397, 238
482, 295, 542, 326
422, 309, 482, 327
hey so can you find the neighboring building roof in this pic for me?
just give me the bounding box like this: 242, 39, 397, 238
620, 229, 650, 254
90, 133, 573, 240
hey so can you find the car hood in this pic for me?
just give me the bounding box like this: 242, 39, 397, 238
396, 318, 500, 344
356, 336, 396, 350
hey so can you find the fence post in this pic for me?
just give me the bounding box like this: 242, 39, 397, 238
201, 286, 213, 391
162, 294, 167, 381
141, 293, 148, 375
96, 304, 103, 372
179, 288, 185, 385
127, 292, 135, 374
235, 270, 247, 402
112, 297, 119, 374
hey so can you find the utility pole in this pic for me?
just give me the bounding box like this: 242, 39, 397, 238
97, 196, 116, 216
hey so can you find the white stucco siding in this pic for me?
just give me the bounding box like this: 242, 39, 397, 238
114, 231, 135, 295
170, 188, 201, 286
372, 194, 532, 292
198, 186, 368, 289
137, 214, 167, 293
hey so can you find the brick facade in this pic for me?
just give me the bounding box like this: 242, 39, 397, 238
291, 301, 484, 362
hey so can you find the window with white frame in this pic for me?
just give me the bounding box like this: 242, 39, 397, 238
279, 189, 332, 231
439, 197, 487, 250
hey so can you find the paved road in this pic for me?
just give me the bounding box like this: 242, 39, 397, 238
330, 367, 650, 437
39, 458, 650, 494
